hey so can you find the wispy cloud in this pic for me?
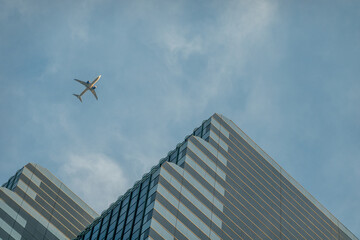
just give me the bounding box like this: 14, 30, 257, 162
60, 152, 129, 213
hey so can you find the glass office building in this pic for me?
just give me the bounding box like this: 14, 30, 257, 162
0, 163, 99, 240
75, 113, 358, 240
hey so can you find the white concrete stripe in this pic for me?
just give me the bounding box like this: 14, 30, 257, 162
160, 166, 222, 228
16, 180, 36, 200
211, 118, 229, 138
183, 171, 223, 211
175, 219, 201, 240
150, 218, 174, 240
193, 136, 228, 167
187, 157, 225, 196
22, 167, 41, 187
187, 141, 226, 180
153, 201, 177, 226
218, 114, 359, 240
33, 164, 99, 219
1, 188, 68, 240
0, 218, 21, 240
209, 130, 229, 152
178, 202, 211, 235
0, 199, 26, 228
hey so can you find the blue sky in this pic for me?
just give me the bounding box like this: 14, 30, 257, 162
1, 0, 359, 236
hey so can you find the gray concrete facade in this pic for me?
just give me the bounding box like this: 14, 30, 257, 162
75, 113, 357, 240
0, 163, 99, 240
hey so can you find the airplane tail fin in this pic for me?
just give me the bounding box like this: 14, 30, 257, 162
73, 94, 82, 102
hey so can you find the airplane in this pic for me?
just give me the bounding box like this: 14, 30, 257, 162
73, 75, 101, 102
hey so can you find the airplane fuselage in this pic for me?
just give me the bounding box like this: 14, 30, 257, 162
88, 75, 101, 88
73, 75, 101, 102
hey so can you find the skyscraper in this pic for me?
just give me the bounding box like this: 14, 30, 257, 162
0, 163, 99, 240
75, 113, 357, 240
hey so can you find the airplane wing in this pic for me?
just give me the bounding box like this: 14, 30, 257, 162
74, 79, 89, 87
90, 89, 98, 100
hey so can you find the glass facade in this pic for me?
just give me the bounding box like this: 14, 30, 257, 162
75, 118, 212, 240
75, 114, 358, 240
1, 167, 23, 191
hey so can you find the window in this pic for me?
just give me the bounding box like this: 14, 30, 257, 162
122, 230, 131, 240
178, 149, 186, 159
141, 179, 150, 190
126, 212, 135, 224
143, 209, 153, 222
149, 176, 159, 189
91, 231, 99, 240
112, 205, 121, 217
141, 227, 150, 237
147, 192, 156, 205
93, 221, 101, 233
128, 204, 136, 215
138, 194, 147, 206
177, 156, 185, 166
131, 230, 140, 240
84, 231, 91, 240
106, 230, 115, 240
98, 231, 107, 240
114, 230, 123, 240
145, 202, 154, 215
130, 195, 138, 207
110, 214, 118, 225
116, 220, 125, 232
132, 187, 140, 196
148, 184, 158, 198
134, 213, 143, 225
194, 127, 202, 137
136, 202, 145, 213
132, 220, 142, 233
118, 213, 126, 223
170, 151, 177, 162
122, 196, 130, 207
108, 221, 117, 234
140, 188, 148, 198
124, 224, 132, 235
120, 206, 128, 216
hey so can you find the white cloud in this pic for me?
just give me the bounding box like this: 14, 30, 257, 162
161, 27, 203, 71
153, 0, 278, 122
60, 152, 129, 213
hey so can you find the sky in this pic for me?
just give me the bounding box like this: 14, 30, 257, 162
0, 0, 359, 237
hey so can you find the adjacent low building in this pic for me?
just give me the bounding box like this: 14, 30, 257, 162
74, 113, 358, 240
0, 163, 99, 240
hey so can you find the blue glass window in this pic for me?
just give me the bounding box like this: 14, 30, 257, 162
114, 231, 123, 240
194, 127, 202, 136
122, 196, 130, 207
130, 196, 138, 207
126, 212, 135, 224
108, 221, 117, 234
122, 230, 131, 240
132, 187, 140, 196
131, 229, 140, 240
124, 224, 132, 235
170, 151, 177, 162
116, 220, 125, 232
91, 231, 99, 240
120, 206, 128, 216
128, 204, 136, 215
84, 231, 91, 240
141, 179, 150, 189
106, 230, 115, 240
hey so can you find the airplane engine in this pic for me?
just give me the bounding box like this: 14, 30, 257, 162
92, 86, 97, 89
87, 81, 90, 84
